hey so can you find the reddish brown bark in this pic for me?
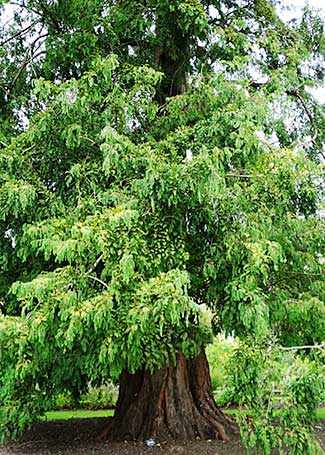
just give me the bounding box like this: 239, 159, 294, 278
100, 351, 237, 442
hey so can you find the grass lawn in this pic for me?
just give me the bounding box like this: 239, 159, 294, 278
44, 409, 114, 421
43, 407, 325, 422
317, 407, 325, 420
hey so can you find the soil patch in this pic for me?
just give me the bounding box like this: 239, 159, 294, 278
0, 418, 324, 455
315, 420, 325, 453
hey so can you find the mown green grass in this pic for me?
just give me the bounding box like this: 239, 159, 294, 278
43, 409, 114, 421
43, 407, 325, 422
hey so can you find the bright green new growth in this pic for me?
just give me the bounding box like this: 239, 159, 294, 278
0, 0, 324, 450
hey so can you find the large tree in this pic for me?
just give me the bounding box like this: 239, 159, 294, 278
0, 0, 324, 445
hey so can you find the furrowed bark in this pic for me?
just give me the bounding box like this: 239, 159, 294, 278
100, 351, 237, 442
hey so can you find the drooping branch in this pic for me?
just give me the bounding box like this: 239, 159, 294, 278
287, 89, 314, 126
249, 81, 325, 159
287, 89, 325, 160
6, 25, 48, 96
9, 49, 45, 94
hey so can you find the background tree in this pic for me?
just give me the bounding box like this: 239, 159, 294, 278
0, 0, 324, 447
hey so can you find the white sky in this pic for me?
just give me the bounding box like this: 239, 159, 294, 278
279, 0, 325, 20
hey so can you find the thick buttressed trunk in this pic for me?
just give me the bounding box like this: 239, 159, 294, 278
101, 352, 237, 442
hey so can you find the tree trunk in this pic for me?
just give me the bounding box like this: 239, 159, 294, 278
100, 351, 237, 442
100, 16, 236, 443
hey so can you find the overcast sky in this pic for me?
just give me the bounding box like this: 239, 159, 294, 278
280, 0, 324, 18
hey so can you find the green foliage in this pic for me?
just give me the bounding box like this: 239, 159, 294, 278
224, 340, 325, 454
0, 0, 324, 448
271, 295, 325, 347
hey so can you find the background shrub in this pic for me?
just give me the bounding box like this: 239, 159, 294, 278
206, 336, 237, 406
54, 382, 118, 411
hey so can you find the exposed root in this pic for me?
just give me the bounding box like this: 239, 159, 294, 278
98, 420, 112, 441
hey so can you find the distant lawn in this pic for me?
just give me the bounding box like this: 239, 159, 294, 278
317, 407, 325, 420
43, 407, 325, 422
44, 409, 114, 421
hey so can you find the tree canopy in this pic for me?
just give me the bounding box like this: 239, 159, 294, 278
0, 0, 324, 449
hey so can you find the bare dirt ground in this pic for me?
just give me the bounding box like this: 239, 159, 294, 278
0, 418, 324, 455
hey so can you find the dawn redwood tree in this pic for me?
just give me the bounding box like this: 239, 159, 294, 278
0, 0, 324, 444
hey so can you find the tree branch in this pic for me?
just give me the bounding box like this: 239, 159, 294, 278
287, 89, 314, 126
87, 275, 109, 289
225, 172, 263, 178
86, 254, 103, 275
0, 20, 39, 46
10, 1, 62, 32
280, 344, 325, 351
